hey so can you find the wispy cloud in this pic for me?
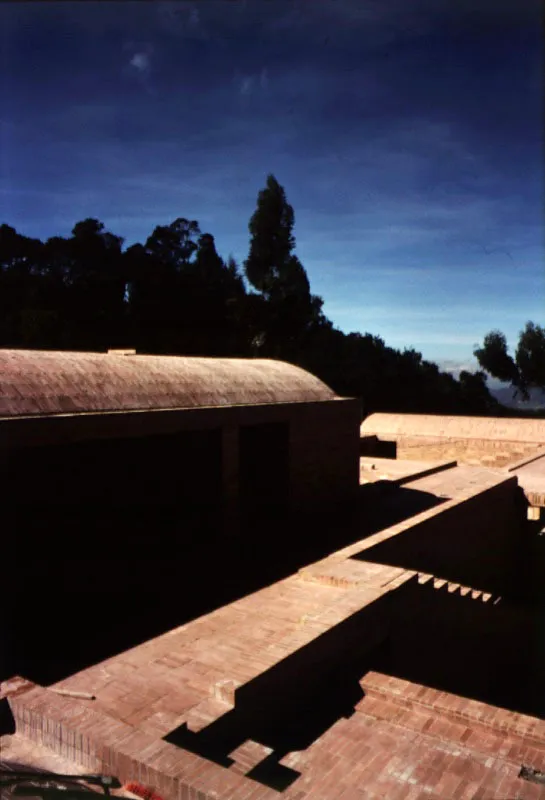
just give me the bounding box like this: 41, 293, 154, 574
130, 51, 150, 74
238, 76, 253, 96
124, 42, 154, 93
155, 2, 207, 40
236, 67, 269, 97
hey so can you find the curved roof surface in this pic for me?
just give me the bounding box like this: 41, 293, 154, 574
361, 413, 545, 444
0, 349, 336, 418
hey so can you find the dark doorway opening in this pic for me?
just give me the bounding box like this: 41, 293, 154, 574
239, 422, 290, 525
360, 437, 397, 458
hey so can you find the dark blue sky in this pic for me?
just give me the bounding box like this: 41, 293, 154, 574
1, 0, 543, 374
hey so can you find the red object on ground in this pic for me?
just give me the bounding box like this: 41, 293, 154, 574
122, 782, 164, 800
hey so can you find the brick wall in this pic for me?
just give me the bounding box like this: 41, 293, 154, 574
7, 685, 266, 800
363, 435, 539, 467
386, 574, 545, 717
527, 490, 545, 507
289, 400, 361, 513
3, 397, 362, 538
360, 412, 545, 468
234, 590, 394, 720
361, 413, 545, 443
356, 478, 521, 594
396, 436, 539, 466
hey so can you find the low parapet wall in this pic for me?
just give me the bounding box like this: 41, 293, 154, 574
360, 414, 545, 467
392, 437, 537, 467
361, 413, 545, 443
330, 472, 522, 596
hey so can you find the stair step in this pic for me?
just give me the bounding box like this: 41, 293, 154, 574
416, 574, 496, 602
360, 674, 545, 749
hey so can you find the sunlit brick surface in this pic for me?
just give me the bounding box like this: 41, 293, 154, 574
4, 463, 541, 798
360, 413, 545, 469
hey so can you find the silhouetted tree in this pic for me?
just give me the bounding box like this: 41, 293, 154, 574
144, 218, 200, 269
0, 194, 505, 419
187, 233, 248, 355
0, 224, 53, 346
458, 370, 499, 414
245, 175, 295, 298
127, 218, 202, 354
64, 218, 126, 350
516, 322, 545, 393
244, 174, 324, 358
475, 322, 545, 400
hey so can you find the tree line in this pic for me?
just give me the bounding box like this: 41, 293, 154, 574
2, 173, 533, 417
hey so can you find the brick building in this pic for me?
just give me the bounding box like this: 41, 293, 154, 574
0, 348, 360, 530
2, 354, 545, 799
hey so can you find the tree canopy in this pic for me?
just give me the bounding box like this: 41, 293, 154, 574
474, 322, 545, 400
0, 174, 505, 417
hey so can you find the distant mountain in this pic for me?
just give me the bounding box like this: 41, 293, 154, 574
491, 385, 545, 410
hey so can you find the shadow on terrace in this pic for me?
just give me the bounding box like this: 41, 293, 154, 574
165, 591, 393, 792
163, 578, 545, 793
2, 480, 442, 688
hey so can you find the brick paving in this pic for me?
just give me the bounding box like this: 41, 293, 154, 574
3, 464, 544, 798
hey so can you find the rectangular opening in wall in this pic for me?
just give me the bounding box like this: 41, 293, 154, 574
359, 437, 397, 459
376, 439, 397, 458
239, 422, 290, 524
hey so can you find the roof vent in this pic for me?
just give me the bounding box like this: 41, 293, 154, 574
107, 349, 136, 356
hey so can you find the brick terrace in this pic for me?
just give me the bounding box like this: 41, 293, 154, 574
5, 462, 545, 798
